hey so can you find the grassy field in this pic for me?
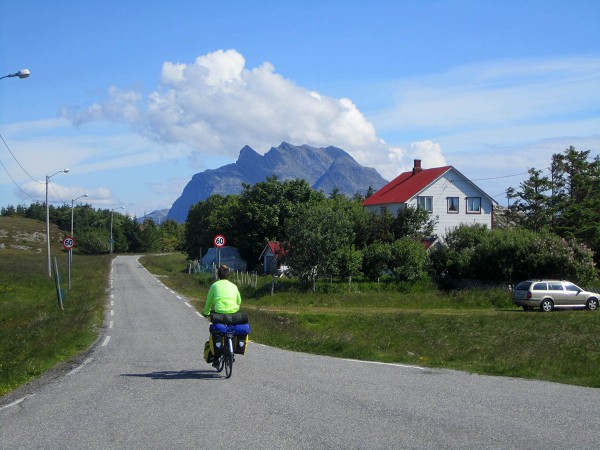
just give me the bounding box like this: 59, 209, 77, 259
0, 216, 112, 396
142, 253, 600, 388
1, 215, 598, 397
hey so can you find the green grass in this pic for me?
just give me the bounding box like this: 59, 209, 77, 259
0, 216, 112, 396
142, 252, 600, 388
2, 226, 598, 397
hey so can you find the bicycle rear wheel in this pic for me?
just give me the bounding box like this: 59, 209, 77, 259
224, 353, 233, 378
216, 356, 225, 373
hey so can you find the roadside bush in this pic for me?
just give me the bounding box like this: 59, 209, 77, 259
362, 241, 392, 281
389, 237, 428, 281
431, 225, 598, 285
77, 229, 110, 254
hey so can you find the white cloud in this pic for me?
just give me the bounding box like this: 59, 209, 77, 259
45, 52, 599, 211
18, 179, 113, 207
66, 49, 385, 163
373, 56, 600, 133
409, 141, 447, 167
377, 140, 447, 180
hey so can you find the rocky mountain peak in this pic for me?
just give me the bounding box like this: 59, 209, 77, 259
166, 143, 387, 223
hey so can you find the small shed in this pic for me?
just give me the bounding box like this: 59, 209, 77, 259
259, 241, 289, 275
201, 246, 247, 271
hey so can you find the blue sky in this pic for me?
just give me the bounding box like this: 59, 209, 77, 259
1, 0, 599, 218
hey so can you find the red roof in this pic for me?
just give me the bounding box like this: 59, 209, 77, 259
259, 241, 289, 260
362, 165, 452, 206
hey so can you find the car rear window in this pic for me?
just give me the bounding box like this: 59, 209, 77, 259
515, 281, 532, 290
533, 282, 548, 290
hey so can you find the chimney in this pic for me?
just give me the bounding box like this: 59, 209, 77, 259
412, 159, 422, 175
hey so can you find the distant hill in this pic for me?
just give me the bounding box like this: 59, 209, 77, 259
137, 209, 169, 225
167, 142, 388, 223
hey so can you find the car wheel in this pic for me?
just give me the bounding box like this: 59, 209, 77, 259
587, 298, 599, 311
540, 299, 554, 312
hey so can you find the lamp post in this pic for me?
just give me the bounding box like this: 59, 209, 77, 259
71, 194, 88, 238
110, 206, 125, 254
0, 69, 30, 80
69, 194, 88, 264
46, 169, 69, 277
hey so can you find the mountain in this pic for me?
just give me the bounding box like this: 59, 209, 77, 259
166, 142, 388, 223
137, 209, 169, 225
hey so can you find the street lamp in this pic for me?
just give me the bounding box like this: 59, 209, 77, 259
110, 206, 125, 254
46, 169, 69, 277
1, 69, 30, 80
69, 194, 88, 265
71, 194, 88, 238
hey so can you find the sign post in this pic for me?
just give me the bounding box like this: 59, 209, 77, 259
63, 236, 75, 290
213, 234, 226, 267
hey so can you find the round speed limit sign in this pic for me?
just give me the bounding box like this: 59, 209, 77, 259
63, 236, 75, 250
213, 235, 226, 248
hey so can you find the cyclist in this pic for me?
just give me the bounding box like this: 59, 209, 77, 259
203, 265, 241, 367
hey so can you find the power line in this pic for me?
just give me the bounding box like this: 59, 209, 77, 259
0, 157, 39, 198
49, 181, 66, 204
0, 132, 42, 183
470, 171, 529, 181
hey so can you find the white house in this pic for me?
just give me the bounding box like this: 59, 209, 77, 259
362, 159, 498, 238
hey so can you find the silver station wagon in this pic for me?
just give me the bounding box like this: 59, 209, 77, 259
513, 280, 599, 312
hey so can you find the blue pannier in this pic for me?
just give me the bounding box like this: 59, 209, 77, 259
209, 322, 251, 335
233, 323, 251, 335
210, 323, 228, 334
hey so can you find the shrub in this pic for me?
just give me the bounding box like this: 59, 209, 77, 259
389, 237, 428, 282
431, 225, 598, 285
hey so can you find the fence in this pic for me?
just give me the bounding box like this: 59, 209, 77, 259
187, 260, 258, 288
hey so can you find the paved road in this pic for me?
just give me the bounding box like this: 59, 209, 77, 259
1, 255, 599, 449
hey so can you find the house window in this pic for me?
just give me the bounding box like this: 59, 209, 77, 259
466, 197, 481, 214
447, 197, 459, 213
417, 196, 433, 213
379, 206, 387, 214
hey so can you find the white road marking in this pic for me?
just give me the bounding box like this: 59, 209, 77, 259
184, 302, 192, 308
340, 358, 428, 371
110, 301, 114, 306
0, 395, 33, 411
110, 310, 114, 316
67, 358, 93, 376
109, 321, 113, 329
101, 336, 111, 347
176, 295, 182, 300
195, 311, 203, 318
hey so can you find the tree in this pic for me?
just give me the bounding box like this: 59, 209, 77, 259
392, 206, 436, 239
331, 244, 363, 280
506, 146, 600, 263
430, 225, 597, 285
235, 177, 323, 262
361, 241, 392, 281
159, 219, 184, 252
550, 147, 600, 259
184, 194, 238, 260
388, 238, 428, 282
284, 200, 355, 288
507, 168, 553, 231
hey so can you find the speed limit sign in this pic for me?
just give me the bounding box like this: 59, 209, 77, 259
63, 236, 75, 250
213, 234, 226, 248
